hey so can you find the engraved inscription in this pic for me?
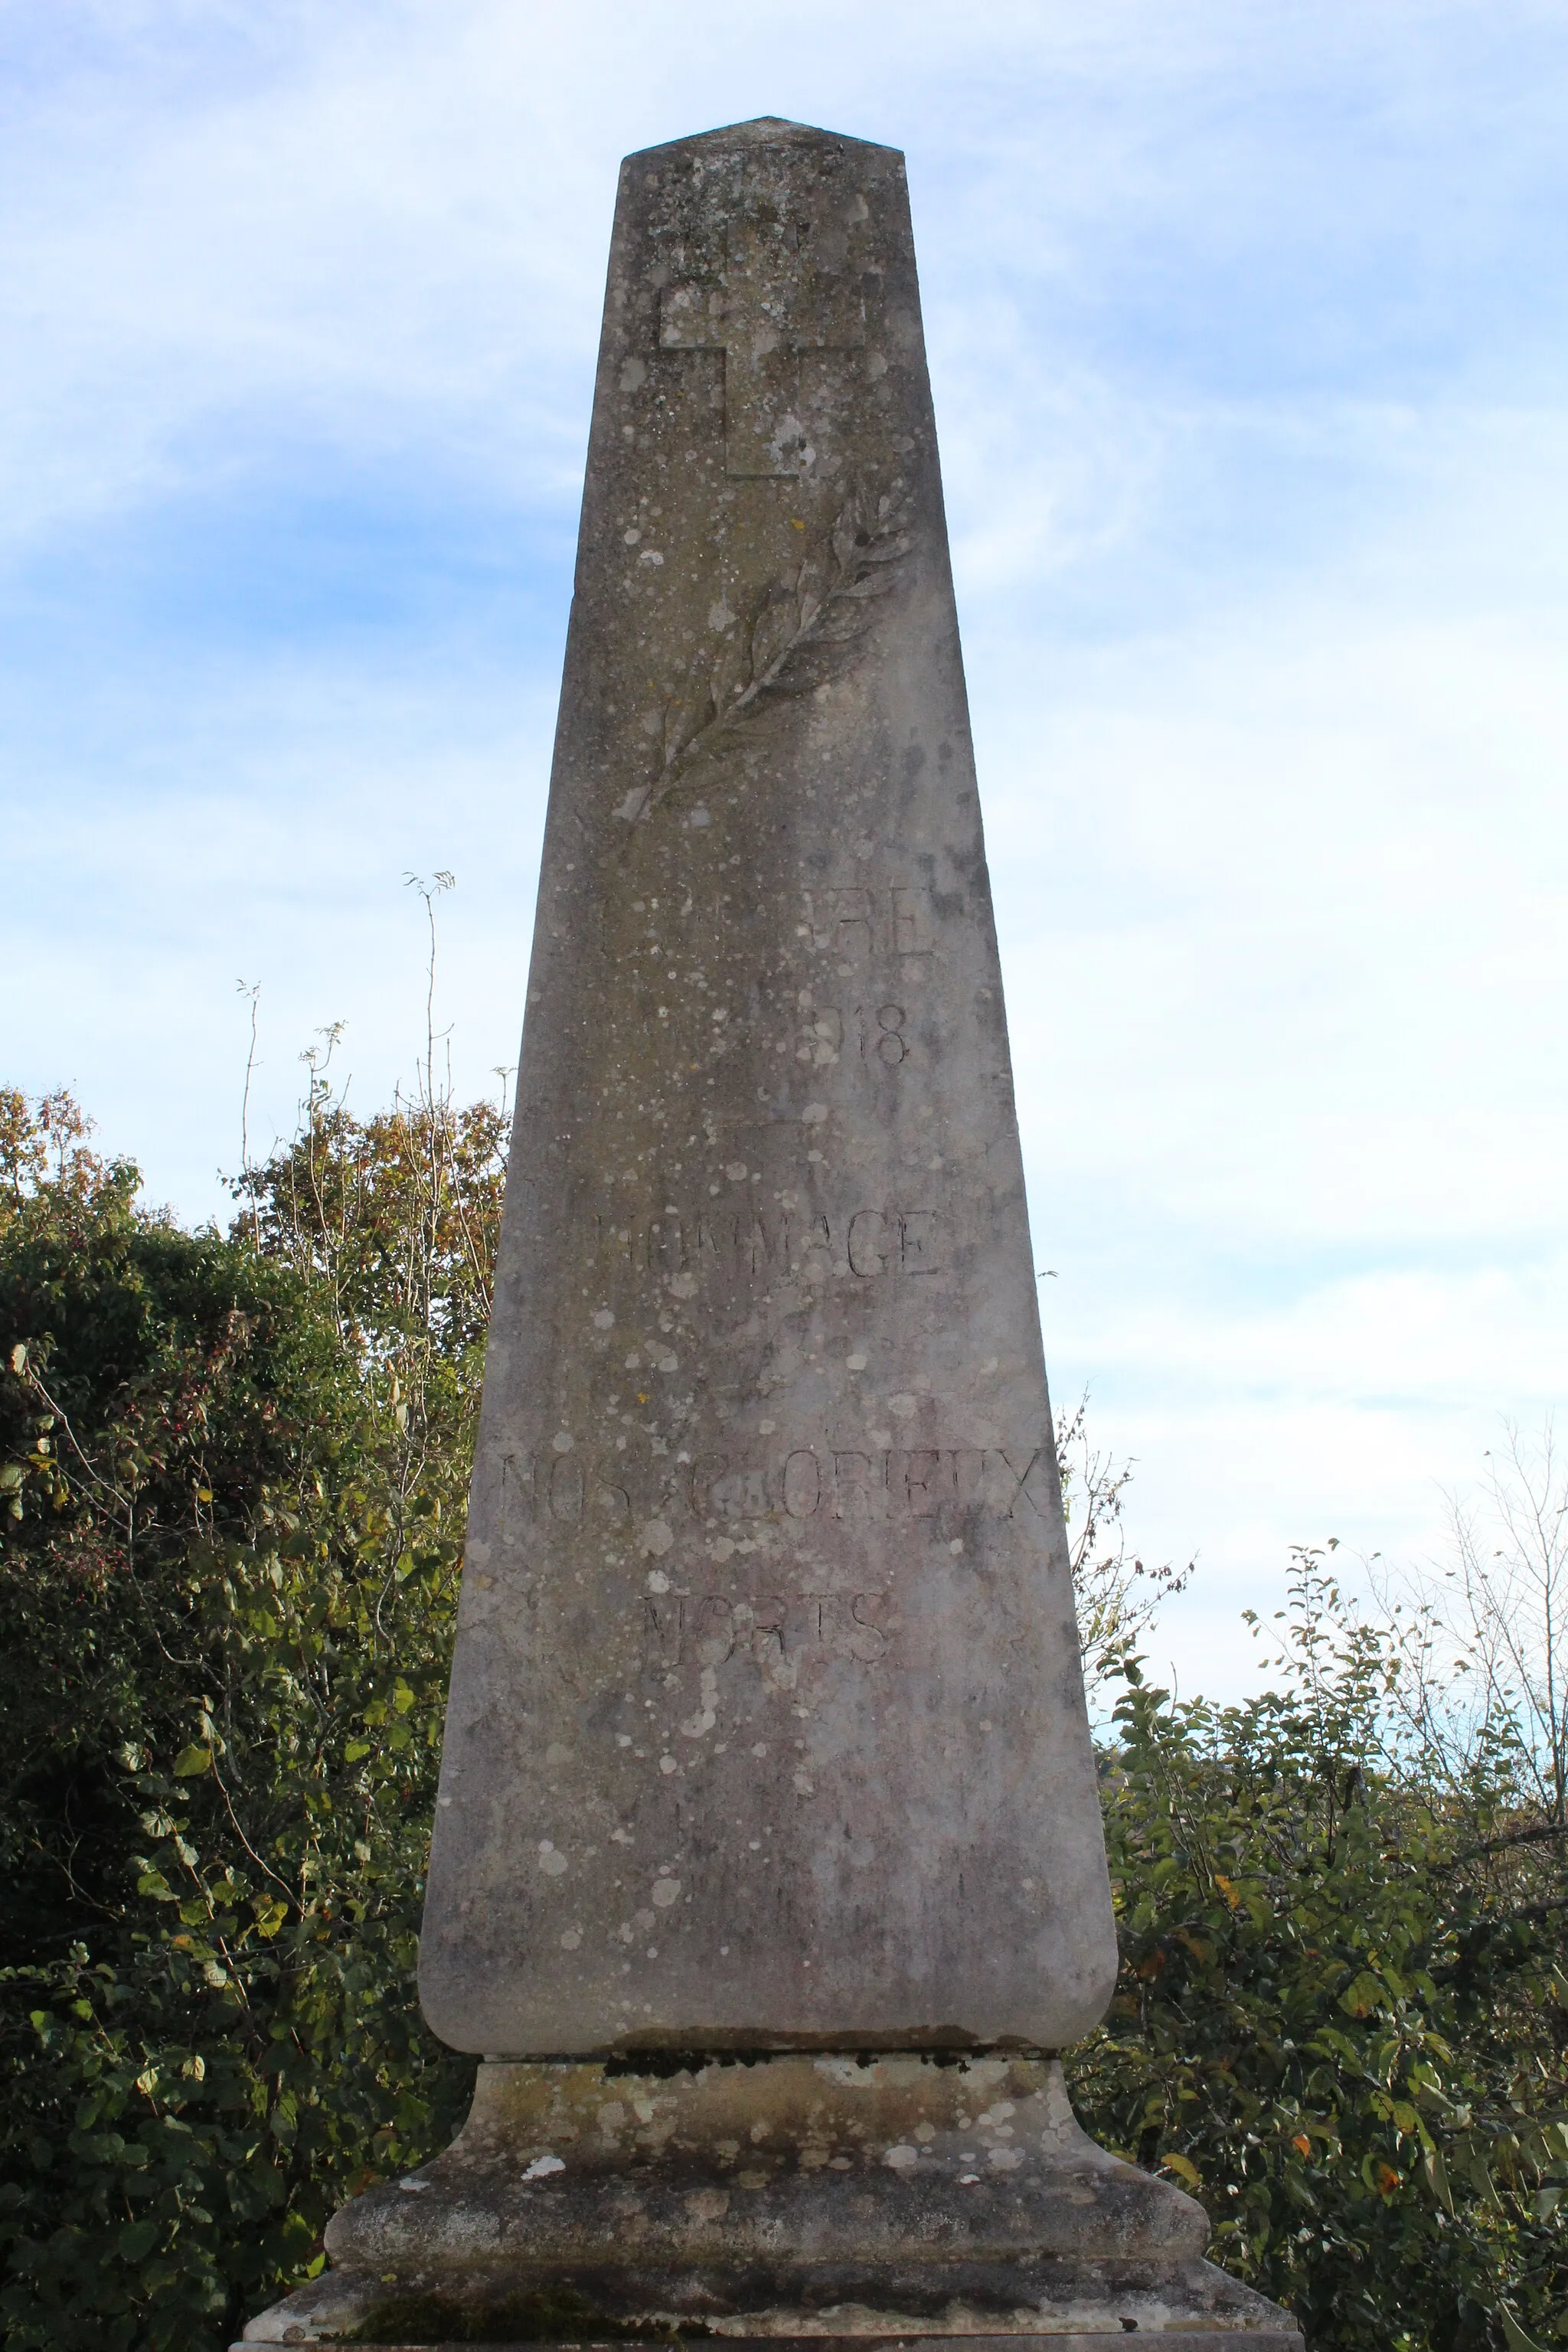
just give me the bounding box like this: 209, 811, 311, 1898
792, 1001, 908, 1070
590, 1200, 941, 1285
782, 1448, 822, 1517
500, 1444, 1051, 1529
802, 885, 933, 962
643, 1586, 893, 1671
864, 1004, 906, 1066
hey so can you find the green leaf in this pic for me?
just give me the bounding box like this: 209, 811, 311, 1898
1422, 2145, 1454, 2215
173, 1743, 213, 1777
1499, 2308, 1550, 2352
1338, 1971, 1384, 2019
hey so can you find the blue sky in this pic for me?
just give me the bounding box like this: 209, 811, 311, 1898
5, 0, 1567, 1696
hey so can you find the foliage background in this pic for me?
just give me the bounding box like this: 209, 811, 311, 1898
0, 1078, 1563, 2352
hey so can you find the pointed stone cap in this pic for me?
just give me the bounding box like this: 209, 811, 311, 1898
628, 114, 900, 158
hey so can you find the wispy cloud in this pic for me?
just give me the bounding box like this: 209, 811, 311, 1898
5, 0, 1566, 1692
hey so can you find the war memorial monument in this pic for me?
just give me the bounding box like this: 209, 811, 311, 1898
242, 116, 1302, 2352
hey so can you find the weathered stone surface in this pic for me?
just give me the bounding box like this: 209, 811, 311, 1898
240, 2056, 1301, 2347
418, 112, 1116, 2063
237, 114, 1307, 2352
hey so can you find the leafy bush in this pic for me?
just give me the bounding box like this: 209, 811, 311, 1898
0, 1078, 501, 2348
1, 1081, 1563, 2352
1069, 1563, 1567, 2352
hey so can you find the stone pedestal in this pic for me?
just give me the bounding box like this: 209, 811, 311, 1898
240, 2055, 1299, 2349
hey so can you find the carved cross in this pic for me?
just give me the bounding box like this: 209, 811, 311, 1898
662, 217, 867, 478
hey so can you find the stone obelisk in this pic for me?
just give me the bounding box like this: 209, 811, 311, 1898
242, 119, 1301, 2350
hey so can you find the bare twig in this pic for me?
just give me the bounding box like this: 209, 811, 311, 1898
1058, 1391, 1194, 1686
236, 980, 263, 1250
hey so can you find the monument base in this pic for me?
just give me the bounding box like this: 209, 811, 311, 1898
237, 2056, 1301, 2349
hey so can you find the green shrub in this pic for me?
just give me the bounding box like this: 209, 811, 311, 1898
0, 1083, 496, 2349
1070, 1564, 1568, 2352
2, 1086, 1562, 2352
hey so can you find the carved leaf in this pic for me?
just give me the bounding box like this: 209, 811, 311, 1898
662, 697, 698, 771
710, 635, 747, 716
830, 499, 863, 577
629, 475, 916, 829
748, 584, 798, 683
838, 570, 900, 601
859, 533, 913, 565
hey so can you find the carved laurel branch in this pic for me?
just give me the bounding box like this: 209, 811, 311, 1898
621, 481, 915, 829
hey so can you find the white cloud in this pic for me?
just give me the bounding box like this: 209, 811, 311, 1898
5, 0, 1568, 1697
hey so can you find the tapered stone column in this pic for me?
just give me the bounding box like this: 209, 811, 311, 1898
240, 117, 1302, 2350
